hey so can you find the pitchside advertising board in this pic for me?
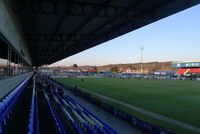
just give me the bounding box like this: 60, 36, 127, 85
172, 62, 200, 68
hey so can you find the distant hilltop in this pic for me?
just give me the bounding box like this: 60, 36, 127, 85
49, 61, 174, 74
99, 61, 174, 74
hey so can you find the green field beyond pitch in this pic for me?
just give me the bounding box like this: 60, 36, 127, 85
55, 77, 200, 128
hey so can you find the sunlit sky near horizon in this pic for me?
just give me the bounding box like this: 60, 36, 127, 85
50, 5, 200, 67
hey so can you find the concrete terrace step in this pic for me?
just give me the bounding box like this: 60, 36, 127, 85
0, 72, 33, 99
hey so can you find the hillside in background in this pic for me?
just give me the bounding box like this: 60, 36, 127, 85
50, 61, 174, 73
99, 62, 174, 73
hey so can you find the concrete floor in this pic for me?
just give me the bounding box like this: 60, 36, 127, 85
0, 72, 32, 99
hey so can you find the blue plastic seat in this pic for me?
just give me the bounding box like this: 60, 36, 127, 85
2, 99, 7, 108
6, 96, 10, 104
28, 123, 33, 133
0, 102, 4, 115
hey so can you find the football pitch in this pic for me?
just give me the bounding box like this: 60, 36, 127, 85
55, 77, 200, 133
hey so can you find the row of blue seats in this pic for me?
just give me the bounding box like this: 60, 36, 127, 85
65, 94, 117, 134
51, 90, 118, 134
47, 79, 117, 134
41, 76, 118, 134
60, 93, 117, 134
43, 89, 68, 134
50, 92, 83, 134
0, 76, 32, 134
46, 77, 118, 134
28, 79, 39, 134
54, 92, 97, 134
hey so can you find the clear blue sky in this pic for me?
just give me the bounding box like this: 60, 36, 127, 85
51, 5, 200, 66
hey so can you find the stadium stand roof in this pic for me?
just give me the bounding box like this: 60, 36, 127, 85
12, 0, 199, 66
176, 68, 200, 75
172, 61, 200, 68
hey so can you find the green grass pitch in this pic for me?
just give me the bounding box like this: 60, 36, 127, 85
55, 77, 200, 133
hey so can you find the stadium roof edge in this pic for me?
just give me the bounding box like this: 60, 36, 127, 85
11, 0, 200, 66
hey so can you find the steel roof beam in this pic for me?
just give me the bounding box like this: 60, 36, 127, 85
27, 34, 88, 42
13, 0, 129, 18
47, 0, 112, 62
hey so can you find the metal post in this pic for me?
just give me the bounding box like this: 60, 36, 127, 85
7, 46, 9, 77
17, 56, 20, 75
22, 60, 23, 73
10, 49, 12, 76
7, 46, 11, 77
14, 53, 17, 75
19, 59, 20, 74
